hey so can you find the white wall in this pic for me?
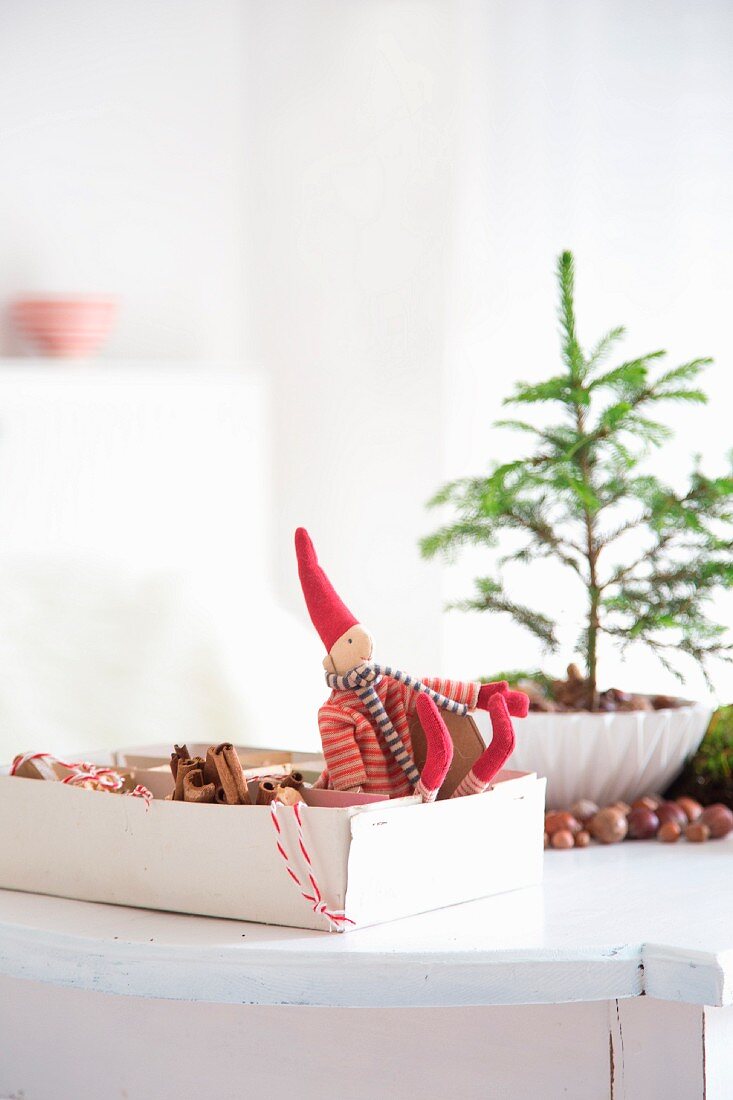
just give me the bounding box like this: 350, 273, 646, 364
243, 0, 733, 698
0, 0, 454, 676
0, 0, 731, 706
441, 0, 733, 700
244, 1, 456, 673
0, 0, 247, 362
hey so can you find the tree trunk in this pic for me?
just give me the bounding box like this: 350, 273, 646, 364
574, 401, 601, 710
587, 586, 600, 710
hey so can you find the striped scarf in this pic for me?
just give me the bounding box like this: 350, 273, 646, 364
324, 661, 470, 787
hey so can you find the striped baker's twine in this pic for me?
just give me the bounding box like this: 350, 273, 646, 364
270, 800, 354, 931
10, 752, 153, 808
10, 751, 125, 790
129, 783, 154, 807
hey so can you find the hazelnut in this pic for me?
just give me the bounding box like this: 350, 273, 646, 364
550, 829, 575, 850
571, 799, 599, 825
658, 821, 681, 843
676, 797, 703, 823
685, 822, 710, 843
631, 796, 659, 812
612, 801, 631, 816
590, 807, 628, 844
699, 804, 733, 839
627, 807, 660, 840
574, 829, 591, 848
656, 802, 687, 829
545, 811, 581, 837
652, 694, 683, 710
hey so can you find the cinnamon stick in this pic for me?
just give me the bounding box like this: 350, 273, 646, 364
174, 756, 206, 801
170, 744, 191, 782
256, 779, 277, 806
209, 743, 250, 805
204, 748, 218, 788
279, 770, 305, 792
182, 770, 216, 804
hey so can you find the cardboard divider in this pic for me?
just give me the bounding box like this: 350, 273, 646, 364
121, 766, 407, 810
115, 744, 325, 777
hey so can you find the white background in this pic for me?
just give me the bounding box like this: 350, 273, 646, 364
0, 0, 731, 747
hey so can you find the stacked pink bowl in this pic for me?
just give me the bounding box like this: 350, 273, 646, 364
10, 296, 117, 358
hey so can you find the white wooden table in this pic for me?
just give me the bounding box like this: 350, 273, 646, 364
1, 840, 732, 1099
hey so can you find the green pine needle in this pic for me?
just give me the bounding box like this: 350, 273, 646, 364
420, 252, 732, 705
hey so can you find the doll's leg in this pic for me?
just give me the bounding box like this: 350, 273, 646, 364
452, 694, 515, 798
413, 694, 454, 803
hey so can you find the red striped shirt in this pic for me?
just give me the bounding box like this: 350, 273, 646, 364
318, 676, 479, 797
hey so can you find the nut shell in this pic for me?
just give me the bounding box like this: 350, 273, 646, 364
631, 796, 659, 812
627, 807, 660, 840
658, 821, 681, 843
685, 822, 711, 843
656, 802, 687, 829
676, 797, 703, 823
550, 829, 575, 850
699, 804, 733, 839
574, 829, 591, 848
570, 799, 599, 825
590, 807, 628, 844
545, 811, 581, 837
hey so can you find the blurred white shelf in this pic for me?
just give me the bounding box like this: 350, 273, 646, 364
0, 357, 325, 759
0, 360, 270, 574
0, 357, 257, 384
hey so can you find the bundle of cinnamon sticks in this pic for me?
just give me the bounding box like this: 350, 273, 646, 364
169, 744, 306, 807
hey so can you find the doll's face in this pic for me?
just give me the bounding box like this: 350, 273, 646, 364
323, 624, 374, 675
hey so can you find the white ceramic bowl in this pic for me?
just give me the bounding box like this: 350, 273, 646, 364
476, 702, 712, 810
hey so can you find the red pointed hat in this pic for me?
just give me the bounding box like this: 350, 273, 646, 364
295, 528, 359, 651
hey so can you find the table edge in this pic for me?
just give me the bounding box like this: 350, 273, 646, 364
1, 917, 730, 1008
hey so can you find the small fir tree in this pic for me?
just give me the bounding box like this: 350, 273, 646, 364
421, 252, 733, 710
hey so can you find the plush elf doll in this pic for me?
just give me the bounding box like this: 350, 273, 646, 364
295, 528, 529, 802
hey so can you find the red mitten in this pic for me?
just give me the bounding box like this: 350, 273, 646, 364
414, 694, 454, 803
477, 681, 509, 709
477, 681, 529, 718
503, 689, 529, 718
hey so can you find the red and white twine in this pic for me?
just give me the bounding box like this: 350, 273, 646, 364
128, 783, 154, 807
270, 800, 354, 931
10, 752, 153, 807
